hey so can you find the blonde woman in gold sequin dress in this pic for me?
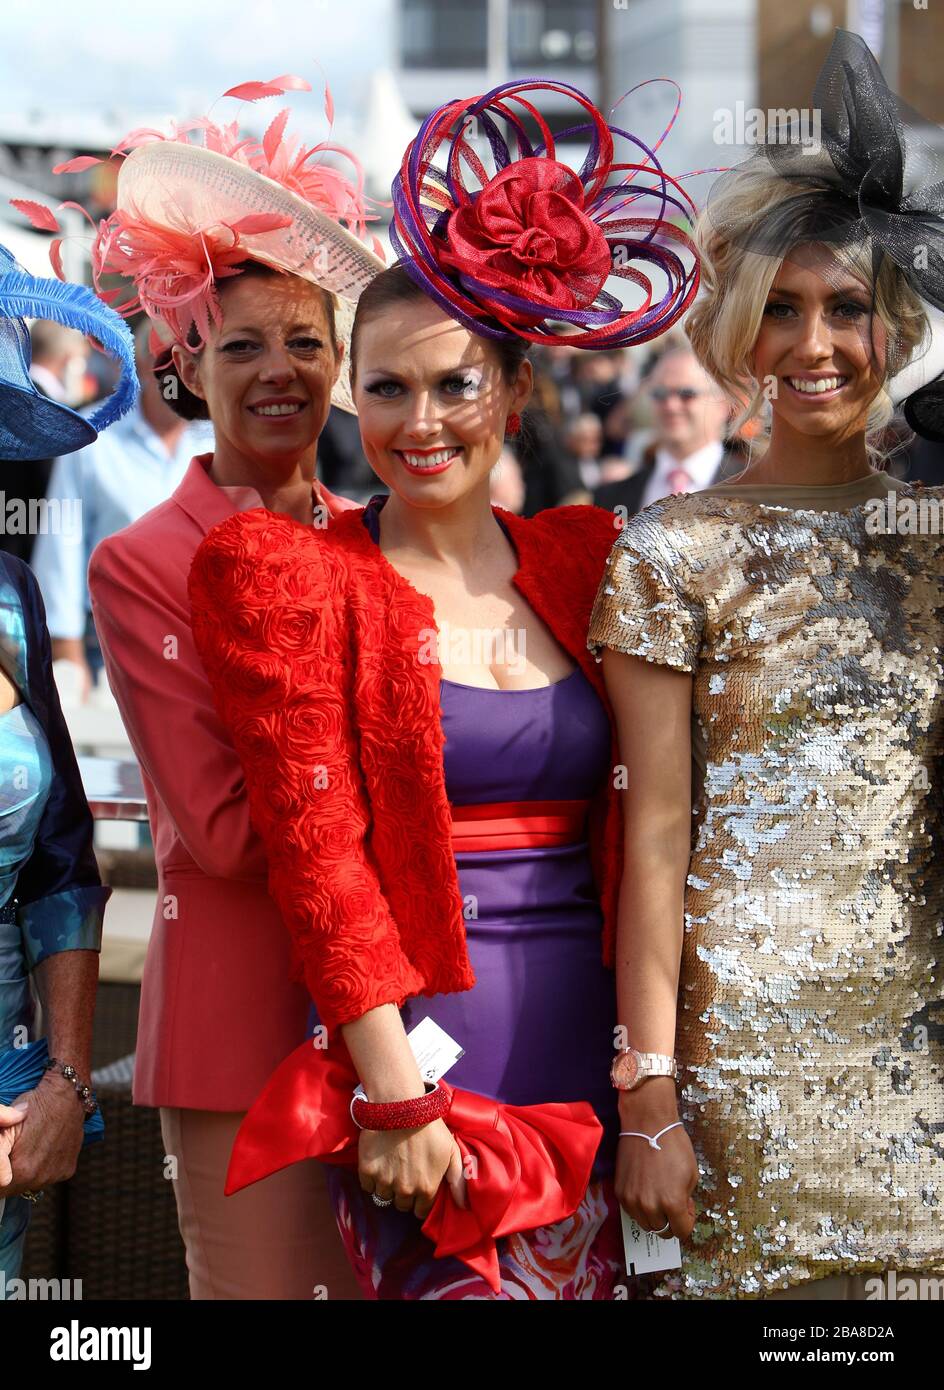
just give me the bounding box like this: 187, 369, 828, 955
587, 31, 944, 1299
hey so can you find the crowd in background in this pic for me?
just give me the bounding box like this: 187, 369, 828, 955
4, 317, 944, 700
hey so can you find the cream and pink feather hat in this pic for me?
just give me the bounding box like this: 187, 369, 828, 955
14, 74, 386, 413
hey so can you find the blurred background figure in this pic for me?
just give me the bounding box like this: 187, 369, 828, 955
0, 323, 90, 564
565, 412, 606, 492
317, 403, 385, 504
489, 445, 526, 514
902, 431, 944, 485
593, 346, 744, 515
509, 363, 583, 515
30, 319, 210, 700
572, 350, 626, 423
28, 321, 90, 406
598, 392, 636, 462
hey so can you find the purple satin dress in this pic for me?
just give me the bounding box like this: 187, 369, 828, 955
402, 670, 618, 1154
325, 498, 624, 1299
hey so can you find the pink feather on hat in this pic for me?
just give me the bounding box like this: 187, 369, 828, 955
20, 73, 386, 413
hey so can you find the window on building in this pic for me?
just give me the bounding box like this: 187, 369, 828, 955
401, 0, 489, 69
508, 0, 597, 66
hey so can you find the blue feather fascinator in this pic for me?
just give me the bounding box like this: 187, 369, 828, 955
0, 242, 137, 461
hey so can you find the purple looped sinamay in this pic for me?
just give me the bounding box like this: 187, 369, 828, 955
390, 76, 701, 349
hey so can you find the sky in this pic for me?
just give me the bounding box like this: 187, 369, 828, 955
0, 1, 395, 135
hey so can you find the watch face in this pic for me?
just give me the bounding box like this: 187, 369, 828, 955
611, 1049, 639, 1089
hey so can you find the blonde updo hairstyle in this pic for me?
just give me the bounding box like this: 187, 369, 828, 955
685, 167, 929, 464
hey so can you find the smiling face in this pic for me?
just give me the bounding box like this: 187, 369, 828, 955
172, 269, 341, 468
351, 295, 532, 510
752, 244, 887, 441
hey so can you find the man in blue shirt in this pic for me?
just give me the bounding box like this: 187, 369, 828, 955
32, 321, 211, 697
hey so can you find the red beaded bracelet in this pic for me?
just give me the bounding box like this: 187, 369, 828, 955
350, 1079, 450, 1132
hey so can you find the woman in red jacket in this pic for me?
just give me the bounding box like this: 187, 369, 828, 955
188, 80, 701, 1299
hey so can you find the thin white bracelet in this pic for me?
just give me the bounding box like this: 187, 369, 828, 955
618, 1121, 684, 1150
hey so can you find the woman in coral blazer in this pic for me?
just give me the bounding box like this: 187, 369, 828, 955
83, 77, 381, 1299
188, 82, 700, 1299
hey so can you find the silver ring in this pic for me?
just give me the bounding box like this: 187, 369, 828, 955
653, 1220, 671, 1236
371, 1193, 393, 1208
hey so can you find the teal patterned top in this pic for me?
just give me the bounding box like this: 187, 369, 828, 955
1, 701, 54, 912
0, 555, 109, 980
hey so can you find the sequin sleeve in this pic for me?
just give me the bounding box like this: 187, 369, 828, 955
586, 506, 704, 672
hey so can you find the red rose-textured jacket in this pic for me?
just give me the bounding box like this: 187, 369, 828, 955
187, 501, 624, 1033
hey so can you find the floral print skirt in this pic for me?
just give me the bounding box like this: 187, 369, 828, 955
325, 1167, 649, 1301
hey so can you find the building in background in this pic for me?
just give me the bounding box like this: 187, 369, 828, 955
395, 0, 599, 130
759, 0, 944, 122
601, 0, 943, 232
393, 0, 754, 220
601, 0, 755, 200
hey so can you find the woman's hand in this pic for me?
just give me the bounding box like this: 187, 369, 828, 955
342, 1003, 467, 1219
615, 1081, 698, 1240
358, 1117, 466, 1220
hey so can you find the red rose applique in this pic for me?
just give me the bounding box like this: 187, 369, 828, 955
442, 158, 612, 322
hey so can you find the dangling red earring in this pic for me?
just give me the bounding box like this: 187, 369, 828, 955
505, 412, 521, 437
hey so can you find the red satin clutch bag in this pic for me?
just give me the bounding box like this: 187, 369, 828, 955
225, 1038, 603, 1293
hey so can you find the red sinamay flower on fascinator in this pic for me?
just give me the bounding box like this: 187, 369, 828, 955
12, 74, 385, 413
391, 77, 704, 347
443, 158, 612, 317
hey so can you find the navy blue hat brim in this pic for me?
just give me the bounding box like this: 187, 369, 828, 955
0, 380, 97, 461
0, 251, 139, 456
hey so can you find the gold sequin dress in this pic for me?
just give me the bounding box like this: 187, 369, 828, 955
587, 471, 944, 1298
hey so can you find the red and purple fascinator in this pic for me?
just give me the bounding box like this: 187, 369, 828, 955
390, 78, 702, 349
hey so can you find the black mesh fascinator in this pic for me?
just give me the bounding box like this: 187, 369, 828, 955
702, 28, 944, 439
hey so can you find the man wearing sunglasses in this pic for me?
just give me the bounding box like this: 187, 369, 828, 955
593, 347, 743, 516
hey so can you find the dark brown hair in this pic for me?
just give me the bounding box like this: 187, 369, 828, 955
153, 260, 339, 421
350, 264, 530, 385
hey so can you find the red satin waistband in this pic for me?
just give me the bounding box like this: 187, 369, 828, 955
450, 799, 590, 852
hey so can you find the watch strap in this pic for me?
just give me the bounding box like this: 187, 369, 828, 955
637, 1051, 677, 1079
